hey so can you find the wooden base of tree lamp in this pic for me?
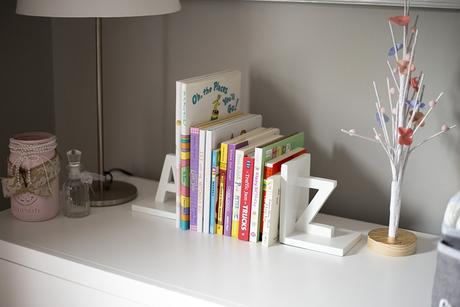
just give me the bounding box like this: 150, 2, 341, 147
367, 228, 417, 257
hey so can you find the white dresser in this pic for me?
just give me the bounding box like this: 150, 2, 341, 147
0, 178, 438, 307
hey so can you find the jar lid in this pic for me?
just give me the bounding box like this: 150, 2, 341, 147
10, 132, 56, 145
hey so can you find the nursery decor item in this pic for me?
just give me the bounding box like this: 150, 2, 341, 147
279, 154, 361, 256
341, 0, 456, 256
1, 132, 60, 221
131, 153, 178, 220
63, 149, 91, 218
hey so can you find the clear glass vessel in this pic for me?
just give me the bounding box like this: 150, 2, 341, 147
63, 149, 90, 218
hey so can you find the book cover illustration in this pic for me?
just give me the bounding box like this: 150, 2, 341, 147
176, 70, 241, 230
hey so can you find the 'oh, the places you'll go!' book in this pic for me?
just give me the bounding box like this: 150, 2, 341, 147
176, 70, 242, 230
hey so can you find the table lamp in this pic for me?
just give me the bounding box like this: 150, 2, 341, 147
16, 0, 181, 206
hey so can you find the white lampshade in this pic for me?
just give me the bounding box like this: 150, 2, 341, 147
16, 0, 181, 18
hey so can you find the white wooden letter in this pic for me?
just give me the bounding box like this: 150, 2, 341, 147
155, 154, 177, 203
279, 154, 361, 256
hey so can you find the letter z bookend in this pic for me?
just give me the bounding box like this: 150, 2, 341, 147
279, 153, 361, 256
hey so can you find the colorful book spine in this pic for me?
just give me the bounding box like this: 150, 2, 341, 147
189, 127, 200, 231
249, 132, 304, 242
197, 129, 207, 232
180, 133, 190, 230
179, 83, 190, 230
177, 70, 242, 230
224, 143, 247, 236
260, 148, 306, 233
238, 156, 254, 241
209, 149, 220, 234
262, 174, 281, 247
216, 143, 229, 235
231, 149, 245, 238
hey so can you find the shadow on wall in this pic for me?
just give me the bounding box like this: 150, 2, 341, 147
248, 69, 390, 226
0, 0, 55, 211
453, 69, 460, 182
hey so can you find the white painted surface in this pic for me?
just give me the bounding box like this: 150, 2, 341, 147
0, 258, 144, 307
0, 177, 439, 307
280, 154, 361, 256
131, 177, 176, 220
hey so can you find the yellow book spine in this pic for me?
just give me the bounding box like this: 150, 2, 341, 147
216, 143, 228, 235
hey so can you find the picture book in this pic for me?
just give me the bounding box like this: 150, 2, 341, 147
260, 147, 307, 233
189, 114, 243, 231
238, 154, 255, 241
230, 130, 281, 238
249, 132, 304, 242
189, 113, 245, 232
176, 70, 242, 230
190, 126, 200, 231
209, 148, 220, 234
218, 129, 268, 236
261, 174, 281, 247
200, 114, 265, 235
175, 81, 182, 228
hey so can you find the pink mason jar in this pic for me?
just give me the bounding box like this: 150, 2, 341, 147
5, 132, 60, 221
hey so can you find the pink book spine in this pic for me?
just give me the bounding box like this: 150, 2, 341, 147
189, 127, 200, 231
238, 156, 254, 241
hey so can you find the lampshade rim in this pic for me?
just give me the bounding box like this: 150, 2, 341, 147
16, 1, 181, 18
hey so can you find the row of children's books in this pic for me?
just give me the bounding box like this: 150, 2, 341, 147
175, 70, 306, 246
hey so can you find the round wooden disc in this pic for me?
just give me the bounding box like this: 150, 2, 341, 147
367, 228, 417, 257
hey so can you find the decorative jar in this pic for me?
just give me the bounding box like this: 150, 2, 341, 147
2, 132, 60, 221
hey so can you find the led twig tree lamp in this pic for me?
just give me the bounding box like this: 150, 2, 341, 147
341, 0, 456, 256
16, 0, 181, 206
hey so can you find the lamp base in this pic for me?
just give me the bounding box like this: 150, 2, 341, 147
90, 180, 137, 207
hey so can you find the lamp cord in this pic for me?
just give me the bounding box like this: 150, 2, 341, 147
103, 168, 134, 190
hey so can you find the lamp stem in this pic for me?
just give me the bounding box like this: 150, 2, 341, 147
89, 17, 137, 207
96, 18, 104, 185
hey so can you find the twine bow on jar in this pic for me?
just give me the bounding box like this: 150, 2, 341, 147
1, 135, 60, 198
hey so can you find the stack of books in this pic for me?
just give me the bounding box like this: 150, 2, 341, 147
176, 70, 306, 246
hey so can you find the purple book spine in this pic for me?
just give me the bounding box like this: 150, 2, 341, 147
223, 142, 249, 236
190, 127, 200, 231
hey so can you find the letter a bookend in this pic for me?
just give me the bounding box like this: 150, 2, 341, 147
131, 154, 177, 220
279, 154, 361, 256
155, 154, 177, 203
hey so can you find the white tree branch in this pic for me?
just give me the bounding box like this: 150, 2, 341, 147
340, 129, 378, 143
374, 81, 392, 148
410, 125, 457, 153
413, 92, 444, 135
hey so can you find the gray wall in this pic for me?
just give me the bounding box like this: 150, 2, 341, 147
0, 0, 55, 210
53, 0, 460, 234
52, 17, 167, 178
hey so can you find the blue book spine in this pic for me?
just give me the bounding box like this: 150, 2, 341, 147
209, 148, 220, 234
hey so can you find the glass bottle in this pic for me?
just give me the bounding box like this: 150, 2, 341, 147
63, 149, 90, 218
